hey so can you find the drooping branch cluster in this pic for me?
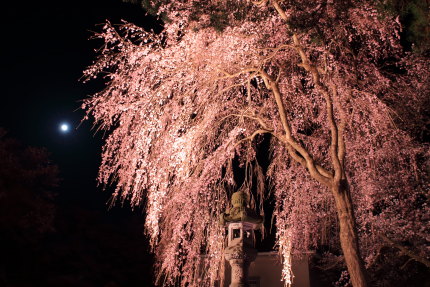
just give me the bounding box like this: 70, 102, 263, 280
83, 0, 429, 285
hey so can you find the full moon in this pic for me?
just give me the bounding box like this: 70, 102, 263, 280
60, 123, 69, 132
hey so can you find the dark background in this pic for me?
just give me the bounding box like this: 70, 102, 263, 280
1, 1, 157, 286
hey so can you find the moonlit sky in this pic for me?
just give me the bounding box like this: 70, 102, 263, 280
1, 0, 156, 192
1, 0, 163, 204
1, 1, 158, 286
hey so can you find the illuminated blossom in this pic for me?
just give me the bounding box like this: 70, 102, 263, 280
83, 1, 429, 286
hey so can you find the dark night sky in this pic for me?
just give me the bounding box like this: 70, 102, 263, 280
1, 1, 158, 286
2, 0, 154, 203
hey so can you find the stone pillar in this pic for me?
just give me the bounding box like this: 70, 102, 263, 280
226, 258, 252, 287
224, 223, 258, 287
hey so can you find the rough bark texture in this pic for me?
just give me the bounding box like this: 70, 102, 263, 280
333, 181, 368, 287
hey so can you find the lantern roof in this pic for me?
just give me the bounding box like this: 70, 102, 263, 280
220, 190, 263, 227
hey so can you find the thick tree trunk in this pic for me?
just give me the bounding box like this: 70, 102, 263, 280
332, 180, 368, 287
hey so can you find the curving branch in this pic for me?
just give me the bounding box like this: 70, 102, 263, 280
292, 34, 343, 183
271, 0, 290, 23
258, 69, 332, 186
220, 113, 272, 131
380, 234, 430, 269
214, 67, 260, 80
235, 128, 274, 147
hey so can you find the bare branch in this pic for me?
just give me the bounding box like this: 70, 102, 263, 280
365, 245, 384, 269
271, 0, 290, 23
258, 44, 294, 63
220, 113, 272, 130
333, 86, 346, 170
315, 256, 344, 271
400, 258, 414, 270
380, 234, 430, 269
252, 0, 268, 6
214, 67, 260, 80
259, 69, 332, 186
235, 129, 274, 146
292, 34, 342, 183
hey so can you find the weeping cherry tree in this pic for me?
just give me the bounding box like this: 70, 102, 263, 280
82, 1, 429, 286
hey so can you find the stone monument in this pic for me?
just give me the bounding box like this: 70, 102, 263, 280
220, 190, 263, 287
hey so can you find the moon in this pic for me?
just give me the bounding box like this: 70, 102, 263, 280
60, 123, 70, 132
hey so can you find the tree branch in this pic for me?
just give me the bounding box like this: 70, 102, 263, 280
259, 69, 332, 186
220, 113, 272, 130
292, 34, 342, 183
333, 86, 346, 171
235, 129, 274, 146
380, 234, 430, 269
252, 0, 268, 6
258, 44, 294, 63
400, 258, 414, 270
315, 256, 344, 271
214, 67, 260, 80
271, 0, 290, 23
212, 49, 333, 185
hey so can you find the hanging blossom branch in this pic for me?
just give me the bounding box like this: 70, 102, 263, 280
83, 0, 429, 286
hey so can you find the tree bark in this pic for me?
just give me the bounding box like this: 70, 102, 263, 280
332, 180, 368, 287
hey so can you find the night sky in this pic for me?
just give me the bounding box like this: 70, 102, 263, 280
1, 1, 158, 286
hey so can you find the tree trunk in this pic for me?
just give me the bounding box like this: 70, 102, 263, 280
332, 180, 368, 287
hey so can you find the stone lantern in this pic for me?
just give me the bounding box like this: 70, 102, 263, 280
220, 191, 263, 287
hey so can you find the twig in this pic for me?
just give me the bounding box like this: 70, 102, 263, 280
234, 129, 274, 147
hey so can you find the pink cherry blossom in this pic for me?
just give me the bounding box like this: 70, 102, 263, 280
83, 1, 429, 286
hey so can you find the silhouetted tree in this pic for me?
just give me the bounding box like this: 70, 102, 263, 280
0, 128, 59, 286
